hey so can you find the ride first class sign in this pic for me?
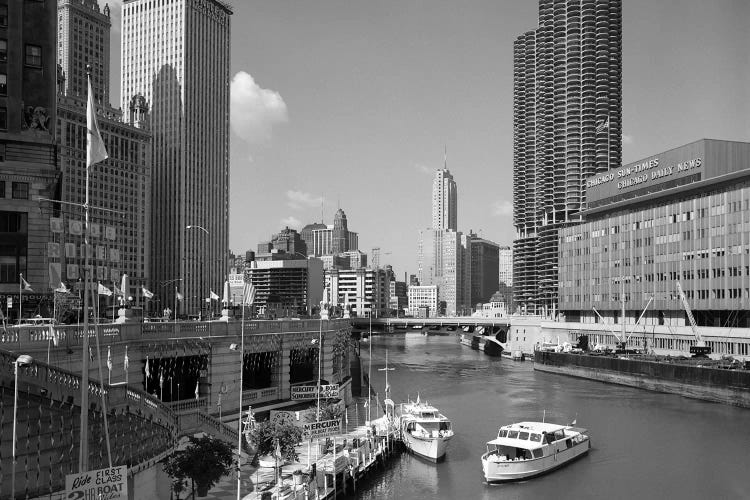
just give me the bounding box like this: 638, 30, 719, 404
65, 466, 127, 499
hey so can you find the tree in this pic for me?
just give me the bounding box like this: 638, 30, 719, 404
164, 435, 234, 497
249, 420, 303, 463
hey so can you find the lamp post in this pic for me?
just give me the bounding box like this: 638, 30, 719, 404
12, 354, 33, 499
186, 225, 209, 320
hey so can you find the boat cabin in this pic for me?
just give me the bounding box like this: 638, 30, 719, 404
485, 422, 584, 462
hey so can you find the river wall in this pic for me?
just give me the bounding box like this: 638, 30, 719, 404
534, 352, 750, 408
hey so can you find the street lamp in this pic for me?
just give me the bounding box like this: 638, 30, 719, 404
186, 225, 209, 320
12, 354, 33, 499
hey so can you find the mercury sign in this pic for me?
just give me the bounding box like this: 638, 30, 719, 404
65, 466, 127, 499
291, 384, 339, 400
303, 418, 342, 440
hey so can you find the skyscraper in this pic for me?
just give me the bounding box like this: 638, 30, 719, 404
121, 0, 232, 317
57, 0, 152, 306
57, 0, 111, 105
512, 0, 622, 316
432, 167, 457, 231
469, 233, 500, 306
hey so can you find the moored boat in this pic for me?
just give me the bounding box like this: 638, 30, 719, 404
481, 421, 590, 483
397, 398, 453, 462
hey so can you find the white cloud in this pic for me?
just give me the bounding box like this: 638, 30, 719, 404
286, 190, 323, 210
230, 71, 288, 144
280, 216, 302, 229
623, 134, 634, 145
492, 200, 513, 217
413, 163, 433, 175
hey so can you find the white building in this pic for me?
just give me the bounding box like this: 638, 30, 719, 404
418, 229, 471, 316
328, 268, 390, 318
432, 167, 457, 231
121, 0, 232, 317
498, 246, 512, 286
407, 285, 439, 318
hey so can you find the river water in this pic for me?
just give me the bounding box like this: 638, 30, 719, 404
353, 332, 749, 500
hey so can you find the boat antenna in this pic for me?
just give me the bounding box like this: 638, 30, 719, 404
543, 409, 546, 423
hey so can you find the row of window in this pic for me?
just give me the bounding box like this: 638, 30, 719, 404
0, 40, 42, 67
0, 181, 29, 199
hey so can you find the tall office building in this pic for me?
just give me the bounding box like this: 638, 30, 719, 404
469, 233, 500, 306
498, 246, 512, 286
57, 0, 152, 306
57, 0, 111, 105
0, 0, 58, 319
432, 167, 457, 231
512, 0, 622, 316
121, 0, 232, 317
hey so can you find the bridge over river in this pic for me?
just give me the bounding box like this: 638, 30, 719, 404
349, 316, 511, 336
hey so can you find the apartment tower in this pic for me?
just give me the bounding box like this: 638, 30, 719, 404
512, 0, 622, 316
121, 0, 232, 317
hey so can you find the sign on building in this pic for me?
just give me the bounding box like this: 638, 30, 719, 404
65, 465, 128, 499
291, 384, 339, 400
302, 418, 342, 440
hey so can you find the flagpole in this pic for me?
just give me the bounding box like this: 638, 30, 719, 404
236, 287, 246, 500
18, 274, 21, 323
79, 81, 92, 471
90, 277, 113, 467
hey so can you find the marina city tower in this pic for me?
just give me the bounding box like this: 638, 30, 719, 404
121, 0, 232, 316
512, 0, 622, 316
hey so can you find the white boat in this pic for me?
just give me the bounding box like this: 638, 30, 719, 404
397, 398, 453, 462
481, 421, 590, 483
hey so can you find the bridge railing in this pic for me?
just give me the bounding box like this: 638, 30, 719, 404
0, 318, 352, 352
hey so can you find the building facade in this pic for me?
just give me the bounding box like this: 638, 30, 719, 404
407, 285, 438, 318
559, 139, 750, 333
247, 258, 323, 317
0, 0, 59, 319
498, 246, 512, 286
57, 0, 152, 306
306, 214, 359, 258
57, 0, 111, 105
432, 167, 457, 231
418, 228, 471, 316
469, 232, 500, 307
121, 0, 232, 317
513, 0, 622, 316
328, 267, 390, 318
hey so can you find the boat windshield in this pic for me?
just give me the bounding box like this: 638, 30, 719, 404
486, 444, 534, 461
498, 429, 543, 442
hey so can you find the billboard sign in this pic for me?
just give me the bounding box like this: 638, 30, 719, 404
291, 384, 339, 400
65, 465, 127, 499
302, 418, 342, 440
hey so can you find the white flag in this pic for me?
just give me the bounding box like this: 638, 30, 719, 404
142, 287, 154, 299
20, 274, 33, 292
124, 346, 129, 371
86, 74, 109, 167
596, 116, 610, 133
98, 282, 113, 296
107, 346, 112, 372
145, 356, 150, 379
54, 282, 70, 294
209, 290, 220, 301
195, 380, 199, 400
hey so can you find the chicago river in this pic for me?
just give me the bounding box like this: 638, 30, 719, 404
358, 333, 748, 499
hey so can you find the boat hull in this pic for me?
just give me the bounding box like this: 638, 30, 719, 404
402, 432, 451, 462
482, 439, 590, 483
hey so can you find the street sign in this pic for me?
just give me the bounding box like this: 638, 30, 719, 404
302, 418, 341, 440
291, 384, 339, 400
65, 465, 128, 499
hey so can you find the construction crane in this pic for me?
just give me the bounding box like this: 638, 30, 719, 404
676, 281, 711, 357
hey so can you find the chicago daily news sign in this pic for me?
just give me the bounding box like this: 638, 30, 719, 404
291, 384, 339, 400
65, 466, 127, 499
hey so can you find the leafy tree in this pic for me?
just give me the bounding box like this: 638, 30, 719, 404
249, 420, 303, 463
164, 435, 234, 497
317, 401, 343, 422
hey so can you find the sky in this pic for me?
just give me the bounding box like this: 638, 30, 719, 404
108, 0, 749, 279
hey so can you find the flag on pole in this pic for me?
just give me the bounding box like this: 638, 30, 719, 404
124, 346, 129, 371
209, 290, 219, 301
54, 282, 70, 294
176, 291, 184, 302
107, 346, 112, 372
275, 439, 282, 460
98, 282, 113, 296
142, 287, 154, 299
89, 346, 94, 362
595, 116, 610, 133
86, 73, 108, 168
159, 369, 164, 389
145, 356, 150, 379
194, 380, 199, 400
20, 274, 33, 292
243, 282, 257, 305
113, 283, 122, 297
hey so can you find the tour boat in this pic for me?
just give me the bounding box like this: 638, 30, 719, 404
397, 398, 453, 462
481, 421, 590, 483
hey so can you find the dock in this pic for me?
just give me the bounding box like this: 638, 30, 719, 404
244, 415, 400, 499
